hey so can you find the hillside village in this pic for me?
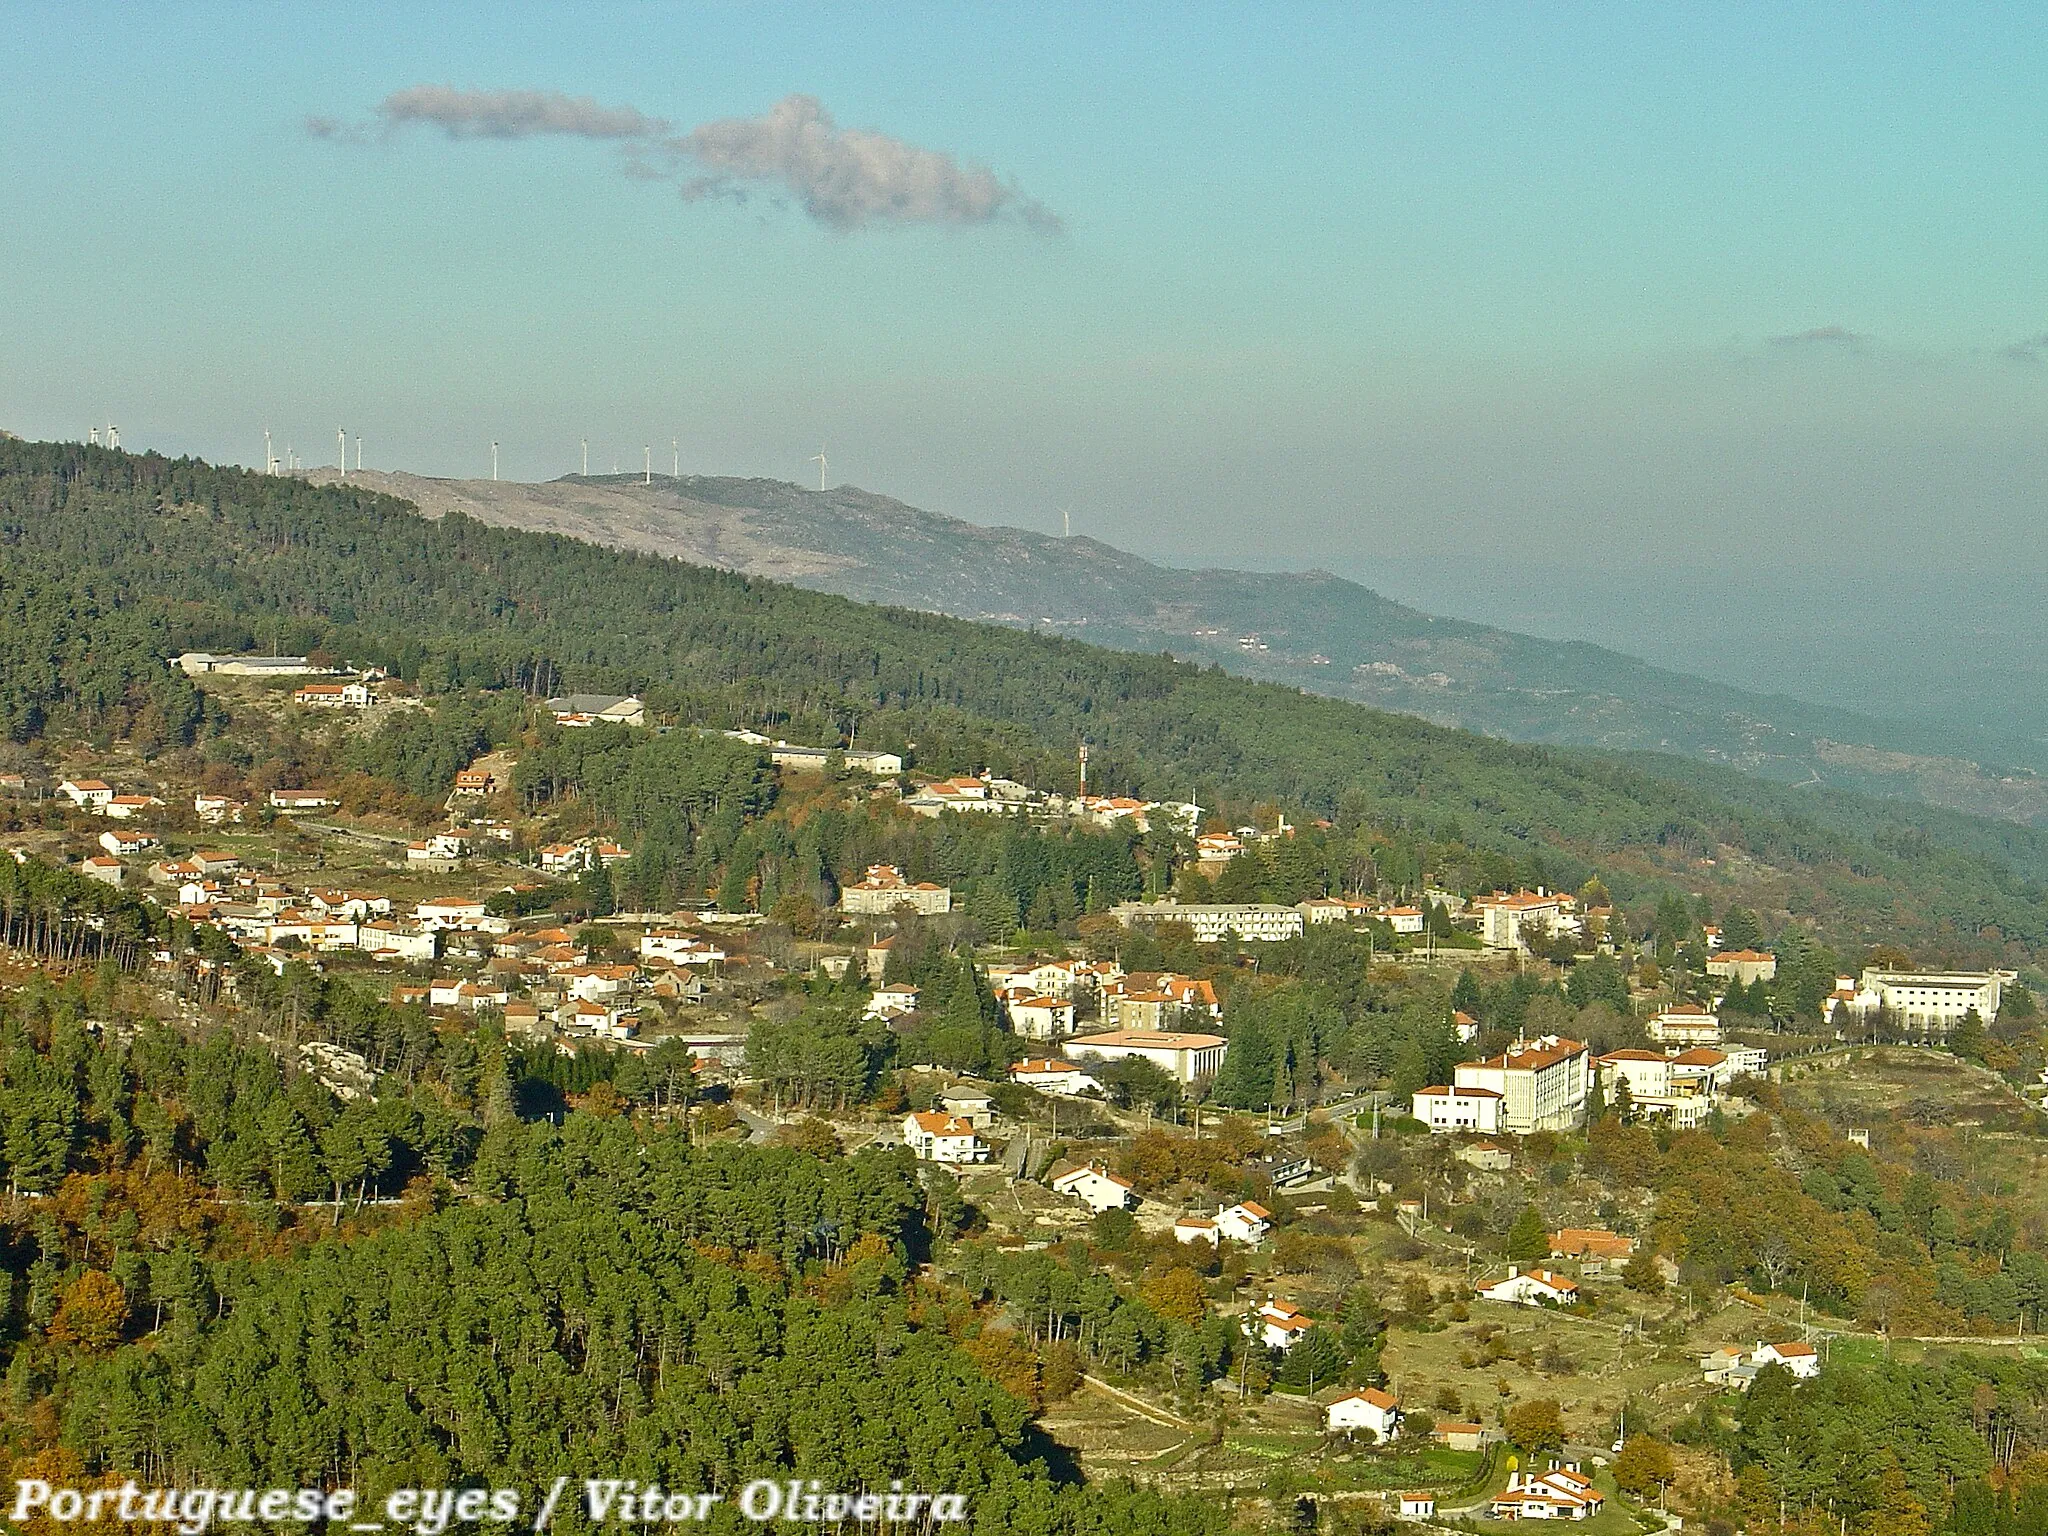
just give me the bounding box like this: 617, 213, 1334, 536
2, 645, 2042, 1522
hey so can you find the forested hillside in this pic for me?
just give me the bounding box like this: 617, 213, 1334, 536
4, 439, 2048, 960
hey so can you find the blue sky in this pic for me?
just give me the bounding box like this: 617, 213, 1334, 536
4, 3, 2046, 728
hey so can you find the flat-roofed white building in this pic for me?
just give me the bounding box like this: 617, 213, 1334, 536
1412, 1083, 1504, 1134
1109, 900, 1304, 943
1066, 1028, 1228, 1083
1856, 969, 2006, 1033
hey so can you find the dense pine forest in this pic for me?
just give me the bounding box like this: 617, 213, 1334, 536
1, 438, 2046, 962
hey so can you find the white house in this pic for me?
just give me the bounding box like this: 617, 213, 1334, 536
1008, 1058, 1104, 1097
1051, 1164, 1136, 1213
415, 897, 504, 933
293, 681, 374, 708
99, 794, 163, 820
269, 789, 336, 811
98, 828, 158, 858
1325, 1387, 1401, 1440
1475, 1267, 1579, 1308
1400, 1495, 1438, 1519
1255, 1298, 1315, 1350
59, 779, 114, 808
356, 921, 436, 961
901, 1111, 988, 1164
1752, 1340, 1821, 1378
1005, 993, 1077, 1040
1217, 1201, 1274, 1244
78, 855, 126, 886
1173, 1215, 1220, 1245
865, 983, 922, 1019
1412, 1083, 1504, 1134
193, 793, 241, 824
1492, 1465, 1605, 1522
1472, 890, 1578, 952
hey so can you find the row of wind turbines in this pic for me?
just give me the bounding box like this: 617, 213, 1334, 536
234, 431, 1079, 538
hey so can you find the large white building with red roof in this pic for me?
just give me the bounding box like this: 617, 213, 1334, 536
1455, 1035, 1590, 1133
1412, 1082, 1504, 1134
841, 864, 953, 916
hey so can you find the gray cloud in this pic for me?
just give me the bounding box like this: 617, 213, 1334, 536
1768, 325, 1868, 347
313, 85, 1056, 234
2003, 333, 2048, 363
674, 95, 1060, 233
376, 85, 666, 140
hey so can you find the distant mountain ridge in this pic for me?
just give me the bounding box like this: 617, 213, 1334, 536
304, 466, 2048, 825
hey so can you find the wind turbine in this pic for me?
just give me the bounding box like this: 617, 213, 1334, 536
354, 435, 362, 472
1059, 506, 1072, 538
108, 424, 119, 450
89, 426, 99, 447
337, 427, 346, 477
581, 438, 589, 476
643, 445, 651, 485
491, 441, 499, 481
672, 438, 679, 478
810, 445, 829, 492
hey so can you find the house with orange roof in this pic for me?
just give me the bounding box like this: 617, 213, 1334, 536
1476, 1266, 1580, 1308
1051, 1163, 1136, 1213
901, 1111, 988, 1164
1325, 1386, 1401, 1438
1255, 1297, 1315, 1350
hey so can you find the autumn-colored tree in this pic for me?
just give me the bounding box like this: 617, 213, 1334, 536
48, 1269, 128, 1351
1504, 1398, 1565, 1454
775, 1118, 843, 1158
1613, 1436, 1676, 1497
1863, 1459, 1930, 1536
1141, 1266, 1210, 1328
963, 1326, 1041, 1406
1733, 1462, 1781, 1534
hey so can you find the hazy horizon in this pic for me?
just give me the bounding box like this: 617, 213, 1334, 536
6, 3, 2044, 748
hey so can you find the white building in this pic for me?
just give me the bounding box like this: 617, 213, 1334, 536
1051, 1164, 1136, 1213
1255, 1298, 1314, 1350
98, 828, 158, 858
1647, 1005, 1722, 1045
1173, 1215, 1220, 1245
1003, 993, 1076, 1040
1325, 1387, 1401, 1440
1854, 969, 2006, 1033
1109, 900, 1305, 944
1472, 890, 1578, 952
1066, 1029, 1228, 1084
901, 1111, 988, 1164
1453, 1036, 1589, 1134
1492, 1465, 1605, 1522
269, 790, 336, 811
1216, 1201, 1274, 1244
176, 652, 323, 677
293, 681, 374, 708
547, 694, 646, 728
1752, 1340, 1821, 1378
58, 779, 114, 808
1475, 1267, 1580, 1308
1707, 948, 1778, 985
1412, 1083, 1504, 1134
840, 864, 953, 916
1008, 1058, 1103, 1097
